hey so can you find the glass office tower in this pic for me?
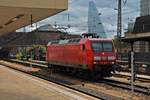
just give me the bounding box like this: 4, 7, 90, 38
88, 1, 107, 38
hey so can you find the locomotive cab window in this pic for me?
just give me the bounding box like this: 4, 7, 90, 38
103, 42, 113, 52
91, 42, 103, 52
91, 41, 113, 52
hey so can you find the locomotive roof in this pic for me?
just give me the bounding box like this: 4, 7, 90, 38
47, 38, 81, 45
88, 38, 112, 41
47, 38, 112, 45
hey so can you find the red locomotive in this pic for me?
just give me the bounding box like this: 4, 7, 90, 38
46, 38, 116, 78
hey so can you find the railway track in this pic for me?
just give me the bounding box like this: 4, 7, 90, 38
116, 60, 150, 76
113, 73, 150, 83
27, 59, 150, 83
101, 79, 150, 95
0, 59, 149, 99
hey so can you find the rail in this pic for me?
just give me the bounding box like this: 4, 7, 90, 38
117, 60, 150, 65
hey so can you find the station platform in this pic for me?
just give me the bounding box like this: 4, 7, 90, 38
0, 65, 96, 100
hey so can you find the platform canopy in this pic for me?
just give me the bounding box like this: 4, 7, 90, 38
122, 32, 150, 43
0, 0, 68, 36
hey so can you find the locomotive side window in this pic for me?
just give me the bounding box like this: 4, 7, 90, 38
82, 44, 86, 51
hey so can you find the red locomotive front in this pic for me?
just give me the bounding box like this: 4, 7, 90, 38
90, 39, 116, 74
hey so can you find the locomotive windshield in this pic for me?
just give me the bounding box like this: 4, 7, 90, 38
91, 41, 113, 52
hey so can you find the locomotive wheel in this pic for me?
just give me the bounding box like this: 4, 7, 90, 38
82, 70, 89, 79
71, 68, 77, 74
88, 70, 102, 81
48, 64, 55, 74
48, 63, 52, 68
102, 68, 113, 77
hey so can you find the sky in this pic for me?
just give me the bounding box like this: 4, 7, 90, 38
18, 0, 140, 38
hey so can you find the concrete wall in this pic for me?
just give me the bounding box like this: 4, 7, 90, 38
140, 0, 150, 16
0, 0, 68, 9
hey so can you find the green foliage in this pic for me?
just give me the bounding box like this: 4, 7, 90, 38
16, 52, 23, 60
26, 45, 46, 60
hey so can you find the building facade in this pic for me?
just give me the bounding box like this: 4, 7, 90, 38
123, 0, 150, 53
140, 0, 150, 16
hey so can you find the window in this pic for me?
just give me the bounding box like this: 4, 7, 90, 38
91, 42, 103, 52
103, 42, 113, 52
91, 41, 113, 52
82, 44, 86, 51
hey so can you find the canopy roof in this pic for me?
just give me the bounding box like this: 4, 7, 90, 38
0, 0, 68, 36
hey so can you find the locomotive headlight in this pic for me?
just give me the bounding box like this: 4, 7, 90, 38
108, 56, 115, 60
94, 56, 101, 60
94, 62, 98, 64
111, 62, 115, 64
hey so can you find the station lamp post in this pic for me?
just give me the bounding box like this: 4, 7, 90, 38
131, 43, 134, 93
117, 0, 122, 54
117, 0, 135, 93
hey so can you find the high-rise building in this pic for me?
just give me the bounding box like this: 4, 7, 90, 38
88, 1, 107, 38
127, 21, 134, 32
140, 0, 150, 16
